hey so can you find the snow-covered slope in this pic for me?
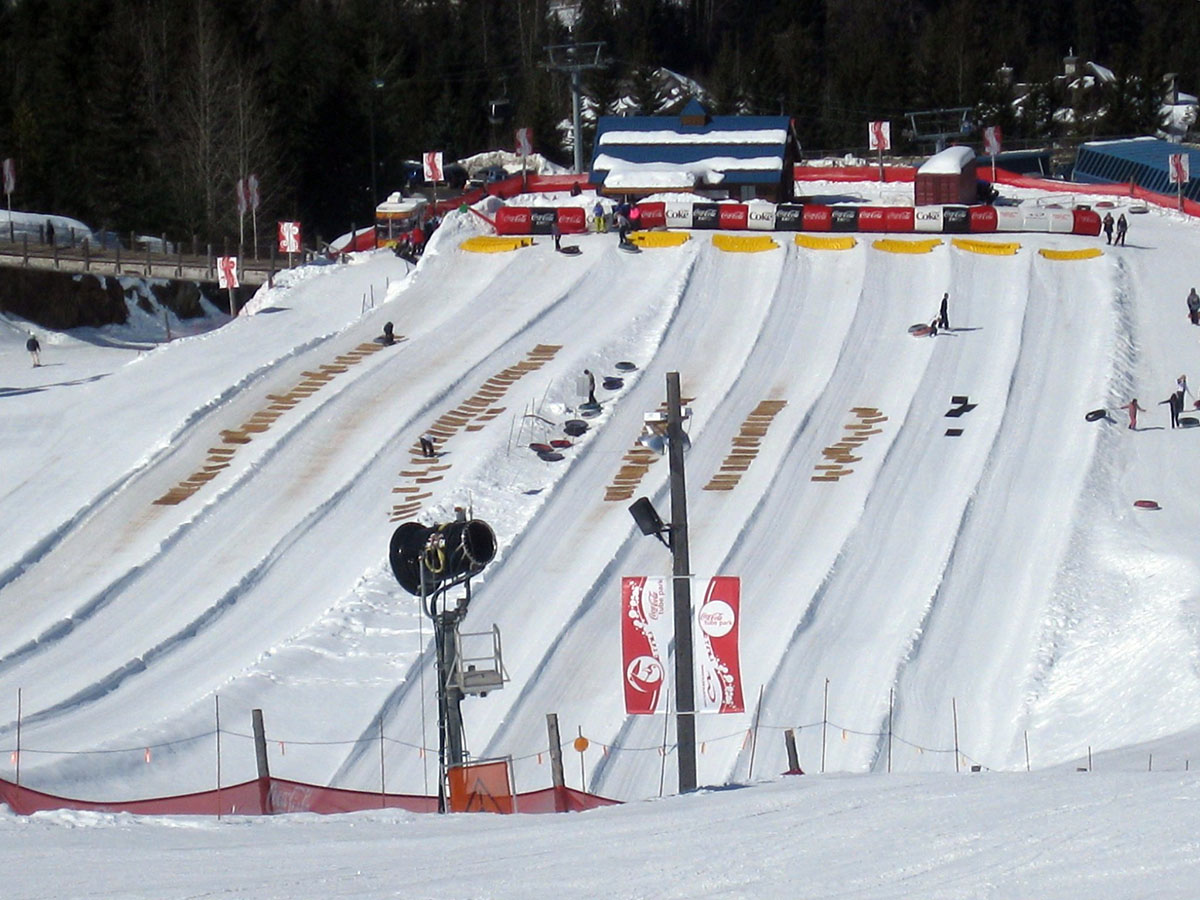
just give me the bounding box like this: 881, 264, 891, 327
2, 190, 1200, 811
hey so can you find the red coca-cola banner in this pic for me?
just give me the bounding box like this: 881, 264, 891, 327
694, 576, 744, 714
969, 206, 998, 232
802, 205, 832, 231
556, 206, 587, 233
621, 576, 671, 715
718, 204, 748, 230
495, 206, 531, 235
635, 201, 666, 229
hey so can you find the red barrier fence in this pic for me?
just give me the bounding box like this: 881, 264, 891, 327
0, 775, 617, 817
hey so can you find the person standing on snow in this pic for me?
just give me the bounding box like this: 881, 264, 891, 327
1159, 390, 1183, 429
1102, 212, 1114, 244
1120, 398, 1146, 430
936, 292, 950, 330
593, 200, 606, 233
1186, 288, 1199, 325
419, 432, 437, 458
583, 368, 597, 405
1115, 213, 1128, 246
26, 333, 41, 367
551, 219, 561, 251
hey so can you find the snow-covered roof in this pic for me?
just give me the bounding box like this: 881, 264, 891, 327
917, 146, 977, 175
590, 101, 797, 190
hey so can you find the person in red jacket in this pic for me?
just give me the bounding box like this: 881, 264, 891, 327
1120, 398, 1146, 430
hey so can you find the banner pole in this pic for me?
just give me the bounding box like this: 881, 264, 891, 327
658, 686, 670, 799
747, 684, 764, 780
821, 677, 829, 774
215, 694, 222, 819
15, 688, 21, 787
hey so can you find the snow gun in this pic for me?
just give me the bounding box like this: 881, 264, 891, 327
389, 518, 497, 596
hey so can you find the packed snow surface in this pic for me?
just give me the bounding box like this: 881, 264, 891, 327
2, 181, 1200, 896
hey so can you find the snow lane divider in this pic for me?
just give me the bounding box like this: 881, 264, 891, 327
628, 231, 690, 248
153, 340, 396, 507
703, 400, 787, 492
460, 236, 534, 253
388, 345, 563, 523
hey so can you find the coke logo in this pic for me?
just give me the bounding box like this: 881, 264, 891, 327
626, 655, 664, 692
698, 599, 735, 638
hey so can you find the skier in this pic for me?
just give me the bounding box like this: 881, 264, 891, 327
419, 432, 437, 458
1115, 213, 1128, 246
1119, 398, 1146, 430
583, 368, 597, 405
1102, 212, 1114, 244
25, 333, 40, 367
1186, 288, 1199, 325
936, 292, 950, 330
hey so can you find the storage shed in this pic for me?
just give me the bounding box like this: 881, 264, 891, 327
915, 146, 978, 206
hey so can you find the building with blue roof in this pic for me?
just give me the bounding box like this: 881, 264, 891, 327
1073, 137, 1200, 202
589, 99, 801, 201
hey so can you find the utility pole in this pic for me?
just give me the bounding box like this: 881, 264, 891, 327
544, 42, 606, 175
666, 371, 697, 793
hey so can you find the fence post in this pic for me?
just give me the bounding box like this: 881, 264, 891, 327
952, 698, 960, 773
251, 708, 273, 816
821, 677, 829, 774
115, 240, 121, 275
83, 239, 90, 272
747, 684, 764, 781
21, 233, 27, 265
214, 695, 222, 820
1024, 730, 1030, 772
783, 728, 802, 775
887, 688, 893, 774
546, 713, 566, 790
379, 719, 386, 807
14, 688, 21, 787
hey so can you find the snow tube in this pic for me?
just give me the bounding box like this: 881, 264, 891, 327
908, 323, 934, 337
1084, 409, 1108, 422
603, 377, 624, 390
615, 361, 637, 372
537, 450, 564, 462
563, 419, 588, 437
529, 442, 553, 453
557, 245, 581, 255
1133, 500, 1161, 510
550, 439, 572, 448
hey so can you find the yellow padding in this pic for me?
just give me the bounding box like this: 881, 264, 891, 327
794, 234, 857, 251
630, 230, 690, 248
1038, 247, 1104, 260
712, 234, 779, 253
952, 238, 1021, 256
872, 238, 943, 254
460, 236, 534, 253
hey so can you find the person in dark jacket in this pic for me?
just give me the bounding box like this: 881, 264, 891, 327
381, 321, 395, 345
551, 219, 561, 251
1115, 213, 1128, 246
936, 292, 950, 330
419, 432, 437, 458
1186, 288, 1199, 325
1159, 390, 1183, 428
26, 333, 40, 367
583, 368, 596, 405
1102, 212, 1114, 244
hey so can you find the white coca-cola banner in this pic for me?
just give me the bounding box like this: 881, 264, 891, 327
693, 576, 744, 714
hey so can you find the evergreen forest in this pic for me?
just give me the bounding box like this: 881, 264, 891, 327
1, 0, 1196, 245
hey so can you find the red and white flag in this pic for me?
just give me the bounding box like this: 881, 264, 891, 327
621, 576, 671, 715
2, 158, 14, 195
983, 126, 1002, 157
1169, 152, 1190, 185
247, 173, 260, 211
694, 576, 744, 714
278, 221, 301, 254
515, 127, 533, 157
423, 151, 444, 183
868, 121, 891, 152
217, 256, 239, 289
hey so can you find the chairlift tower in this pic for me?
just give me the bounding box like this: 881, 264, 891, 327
903, 107, 975, 153
544, 41, 607, 175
